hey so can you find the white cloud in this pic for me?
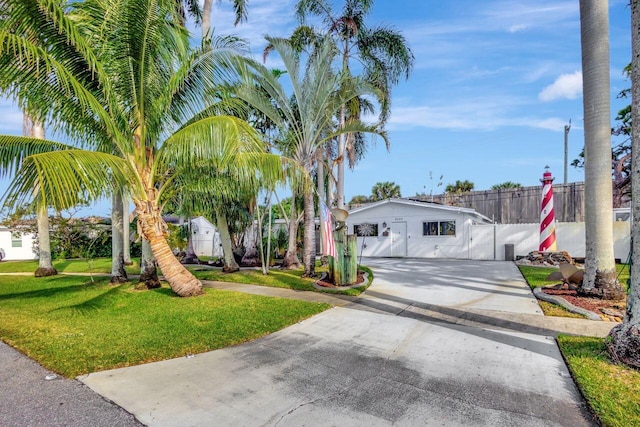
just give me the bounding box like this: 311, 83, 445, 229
538, 71, 582, 101
509, 24, 529, 33
532, 118, 570, 131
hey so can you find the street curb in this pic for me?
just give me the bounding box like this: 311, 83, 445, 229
533, 287, 602, 321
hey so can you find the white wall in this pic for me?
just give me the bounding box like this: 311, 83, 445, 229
0, 229, 37, 260
470, 222, 630, 261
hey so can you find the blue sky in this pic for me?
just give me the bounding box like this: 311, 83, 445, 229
0, 0, 632, 216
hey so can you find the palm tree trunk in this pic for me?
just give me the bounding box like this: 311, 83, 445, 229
137, 238, 161, 290
302, 189, 316, 277
34, 202, 57, 277
202, 0, 213, 38
336, 105, 346, 210
122, 195, 132, 265
27, 118, 56, 277
110, 191, 128, 284
606, 0, 640, 369
216, 209, 239, 272
135, 199, 202, 296
281, 192, 301, 269
579, 0, 625, 299
317, 152, 326, 255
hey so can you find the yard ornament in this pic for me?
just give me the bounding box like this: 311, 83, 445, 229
539, 166, 557, 251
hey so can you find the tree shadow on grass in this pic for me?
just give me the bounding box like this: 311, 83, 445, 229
55, 285, 125, 316
0, 279, 103, 301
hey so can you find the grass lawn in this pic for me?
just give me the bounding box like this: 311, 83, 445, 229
518, 264, 630, 318
190, 264, 373, 296
0, 275, 329, 378
518, 264, 630, 290
558, 336, 640, 427
0, 257, 142, 275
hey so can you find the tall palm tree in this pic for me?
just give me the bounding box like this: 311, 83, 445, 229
579, 0, 625, 299
0, 0, 283, 296
23, 115, 57, 277
236, 36, 387, 276
110, 190, 128, 284
607, 0, 640, 369
295, 0, 414, 209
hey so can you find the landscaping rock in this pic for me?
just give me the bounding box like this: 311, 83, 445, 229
516, 251, 574, 266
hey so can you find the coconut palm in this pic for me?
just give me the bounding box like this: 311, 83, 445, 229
236, 36, 387, 276
295, 0, 414, 209
578, 0, 625, 299
0, 0, 283, 296
607, 0, 640, 369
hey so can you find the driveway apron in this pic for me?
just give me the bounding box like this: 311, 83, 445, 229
80, 258, 595, 427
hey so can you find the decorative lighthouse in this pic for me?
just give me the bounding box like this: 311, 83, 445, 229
539, 166, 557, 252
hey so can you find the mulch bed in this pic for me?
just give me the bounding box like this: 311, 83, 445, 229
542, 288, 626, 322
316, 270, 366, 288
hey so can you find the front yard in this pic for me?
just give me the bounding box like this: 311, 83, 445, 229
0, 274, 329, 378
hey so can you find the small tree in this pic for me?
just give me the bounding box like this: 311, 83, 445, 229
348, 195, 369, 207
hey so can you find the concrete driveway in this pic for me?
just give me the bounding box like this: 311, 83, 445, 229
80, 259, 595, 426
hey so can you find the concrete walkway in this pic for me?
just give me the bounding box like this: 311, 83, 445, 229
77, 258, 609, 426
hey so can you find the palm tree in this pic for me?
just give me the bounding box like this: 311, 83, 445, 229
295, 0, 414, 209
578, 0, 625, 299
110, 190, 128, 284
21, 115, 57, 277
0, 0, 283, 296
491, 181, 522, 190
606, 0, 640, 369
445, 180, 475, 195
236, 36, 386, 276
369, 181, 401, 201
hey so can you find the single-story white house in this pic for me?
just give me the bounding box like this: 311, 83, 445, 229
347, 199, 493, 259
0, 226, 37, 261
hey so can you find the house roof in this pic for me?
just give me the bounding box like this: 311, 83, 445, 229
348, 198, 493, 223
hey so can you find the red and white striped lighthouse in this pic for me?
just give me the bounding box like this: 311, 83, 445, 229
539, 166, 557, 252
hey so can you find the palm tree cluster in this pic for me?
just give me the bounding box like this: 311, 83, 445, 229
0, 0, 412, 293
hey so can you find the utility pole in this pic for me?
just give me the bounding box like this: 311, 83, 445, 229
563, 119, 571, 185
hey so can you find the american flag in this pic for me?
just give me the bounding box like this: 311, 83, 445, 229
321, 203, 336, 258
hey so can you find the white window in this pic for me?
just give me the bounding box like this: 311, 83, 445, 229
11, 236, 22, 247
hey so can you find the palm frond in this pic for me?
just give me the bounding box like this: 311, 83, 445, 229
0, 136, 74, 178
3, 150, 134, 212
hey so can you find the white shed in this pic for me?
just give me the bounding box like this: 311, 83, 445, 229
190, 216, 222, 258
0, 226, 37, 261
347, 199, 492, 259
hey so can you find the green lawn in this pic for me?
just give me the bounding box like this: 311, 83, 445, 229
190, 264, 372, 296
558, 336, 640, 427
0, 275, 329, 378
0, 257, 142, 275
0, 258, 373, 296
518, 264, 629, 318
518, 264, 630, 290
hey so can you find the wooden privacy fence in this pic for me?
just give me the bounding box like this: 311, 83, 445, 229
423, 182, 587, 224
